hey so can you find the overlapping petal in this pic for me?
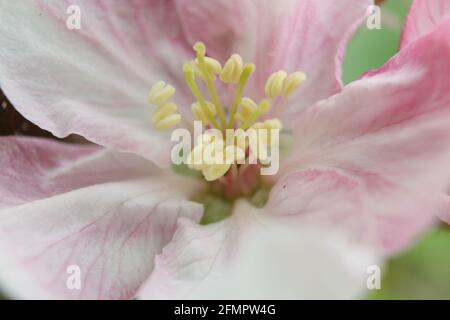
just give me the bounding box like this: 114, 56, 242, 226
401, 0, 450, 47
139, 200, 379, 299
280, 18, 450, 252
0, 0, 193, 166
0, 137, 203, 299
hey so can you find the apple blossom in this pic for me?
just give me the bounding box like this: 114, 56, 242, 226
0, 0, 450, 300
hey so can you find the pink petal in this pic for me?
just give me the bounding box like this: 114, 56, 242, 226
0, 1, 193, 167
0, 137, 203, 299
175, 0, 372, 122
435, 194, 450, 225
282, 19, 450, 253
139, 200, 379, 299
401, 0, 450, 48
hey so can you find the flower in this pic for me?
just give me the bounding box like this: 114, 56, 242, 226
1, 0, 450, 299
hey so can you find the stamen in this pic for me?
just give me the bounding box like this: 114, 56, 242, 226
220, 54, 243, 84
227, 63, 256, 129
191, 101, 216, 125
148, 82, 181, 130
242, 99, 272, 130
148, 81, 175, 106
151, 102, 177, 123
282, 72, 307, 97
236, 97, 258, 123
154, 114, 181, 130
197, 57, 222, 75
194, 42, 227, 129
264, 71, 287, 98
203, 163, 232, 182
147, 42, 306, 190
183, 63, 220, 129
251, 118, 282, 146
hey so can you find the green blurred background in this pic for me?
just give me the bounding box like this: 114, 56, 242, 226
343, 0, 450, 299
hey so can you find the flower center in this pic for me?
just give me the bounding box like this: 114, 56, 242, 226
148, 42, 305, 204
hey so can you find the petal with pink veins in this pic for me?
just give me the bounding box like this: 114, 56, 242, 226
175, 0, 373, 122
0, 137, 204, 299
401, 0, 450, 48
281, 19, 450, 253
0, 0, 194, 167
139, 200, 379, 299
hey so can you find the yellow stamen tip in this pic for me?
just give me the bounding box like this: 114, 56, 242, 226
264, 118, 282, 130
204, 57, 222, 75
183, 62, 194, 74
220, 54, 243, 84
238, 97, 258, 120
148, 81, 175, 106
151, 102, 178, 124
264, 70, 287, 98
202, 163, 231, 181
193, 42, 206, 56
191, 101, 216, 124
154, 113, 181, 130
243, 63, 256, 75
258, 99, 272, 114
282, 71, 307, 97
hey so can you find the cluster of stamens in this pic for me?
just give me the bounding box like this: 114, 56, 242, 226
148, 42, 306, 191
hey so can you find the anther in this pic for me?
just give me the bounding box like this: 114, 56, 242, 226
148, 81, 175, 106
191, 101, 216, 125
264, 71, 287, 98
203, 163, 231, 182
242, 99, 272, 130
195, 57, 222, 75
220, 54, 243, 84
154, 114, 181, 130
282, 72, 306, 97
151, 102, 178, 124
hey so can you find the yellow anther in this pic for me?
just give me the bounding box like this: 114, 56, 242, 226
258, 99, 272, 114
251, 118, 282, 146
220, 54, 243, 84
202, 163, 231, 182
148, 81, 175, 106
240, 97, 258, 117
151, 102, 177, 124
264, 70, 287, 98
241, 99, 272, 130
195, 57, 222, 75
264, 118, 282, 130
282, 72, 306, 97
236, 97, 258, 122
193, 42, 206, 56
251, 122, 265, 130
154, 113, 181, 130
191, 101, 216, 124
